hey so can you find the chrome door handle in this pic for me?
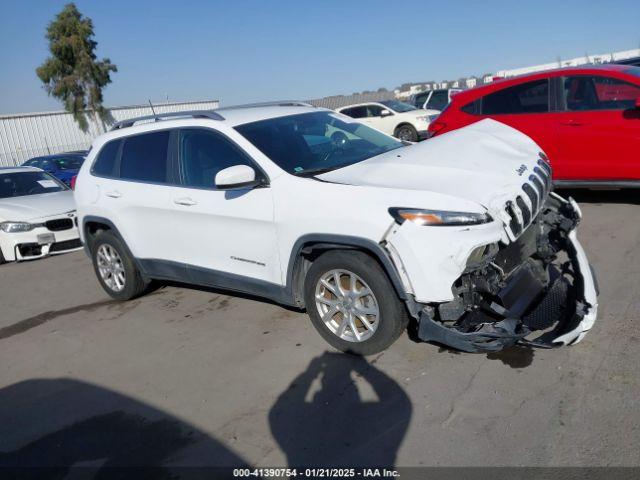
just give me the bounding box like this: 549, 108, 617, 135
105, 190, 122, 198
174, 197, 197, 206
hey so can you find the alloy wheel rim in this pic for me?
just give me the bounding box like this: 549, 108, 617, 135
315, 269, 380, 342
96, 244, 126, 292
398, 128, 412, 141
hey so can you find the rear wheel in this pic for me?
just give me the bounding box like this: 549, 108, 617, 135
0, 247, 5, 265
91, 230, 148, 300
304, 250, 409, 355
395, 124, 418, 142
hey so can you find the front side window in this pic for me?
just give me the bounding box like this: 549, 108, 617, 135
427, 91, 449, 111
40, 159, 54, 171
379, 100, 417, 113
366, 104, 385, 117
235, 111, 403, 176
481, 79, 549, 115
0, 171, 67, 199
179, 129, 255, 188
562, 75, 640, 111
119, 131, 170, 183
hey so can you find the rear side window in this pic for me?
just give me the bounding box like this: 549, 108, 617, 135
427, 91, 449, 111
414, 93, 429, 107
92, 140, 121, 177
340, 106, 367, 119
481, 79, 549, 115
179, 129, 256, 189
460, 99, 481, 115
120, 131, 170, 183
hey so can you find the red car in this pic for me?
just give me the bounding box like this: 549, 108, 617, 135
428, 65, 640, 187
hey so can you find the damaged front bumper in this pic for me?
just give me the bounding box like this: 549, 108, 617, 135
416, 194, 598, 353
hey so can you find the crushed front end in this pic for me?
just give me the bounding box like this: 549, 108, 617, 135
415, 194, 598, 352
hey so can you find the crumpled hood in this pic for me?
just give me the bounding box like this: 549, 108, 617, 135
0, 191, 76, 222
318, 119, 543, 216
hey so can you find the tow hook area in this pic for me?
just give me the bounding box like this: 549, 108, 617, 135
416, 195, 598, 353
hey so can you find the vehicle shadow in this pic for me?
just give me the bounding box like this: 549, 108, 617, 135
268, 351, 412, 468
157, 280, 303, 313
0, 378, 253, 479
556, 188, 640, 205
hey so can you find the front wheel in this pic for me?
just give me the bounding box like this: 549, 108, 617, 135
91, 230, 148, 301
394, 124, 418, 142
304, 250, 409, 355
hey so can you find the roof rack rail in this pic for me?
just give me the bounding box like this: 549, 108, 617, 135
110, 110, 224, 131
215, 100, 314, 111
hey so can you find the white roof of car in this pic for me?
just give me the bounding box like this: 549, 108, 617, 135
336, 102, 385, 110
0, 166, 41, 174
218, 105, 323, 126
98, 104, 327, 143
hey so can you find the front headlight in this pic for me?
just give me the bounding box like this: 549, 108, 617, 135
389, 208, 492, 226
415, 115, 430, 122
427, 114, 440, 122
0, 221, 34, 233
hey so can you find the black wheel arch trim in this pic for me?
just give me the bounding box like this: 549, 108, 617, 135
394, 122, 416, 133
82, 216, 148, 280
285, 234, 409, 306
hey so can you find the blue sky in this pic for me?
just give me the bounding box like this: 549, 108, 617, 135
0, 0, 638, 114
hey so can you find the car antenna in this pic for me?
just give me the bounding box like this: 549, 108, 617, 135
148, 100, 158, 121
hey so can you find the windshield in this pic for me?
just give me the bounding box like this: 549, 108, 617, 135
235, 111, 403, 176
53, 156, 84, 170
0, 171, 68, 199
379, 100, 418, 113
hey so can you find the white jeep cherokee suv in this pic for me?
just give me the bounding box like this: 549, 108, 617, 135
75, 102, 598, 355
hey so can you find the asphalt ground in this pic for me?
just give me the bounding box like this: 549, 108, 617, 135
0, 189, 639, 475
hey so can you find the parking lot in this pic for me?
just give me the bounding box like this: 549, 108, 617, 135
1, 189, 639, 470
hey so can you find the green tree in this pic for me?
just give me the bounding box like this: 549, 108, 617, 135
36, 3, 117, 132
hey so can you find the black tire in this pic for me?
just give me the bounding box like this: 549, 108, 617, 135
91, 230, 148, 301
394, 124, 418, 142
0, 247, 5, 265
303, 250, 409, 355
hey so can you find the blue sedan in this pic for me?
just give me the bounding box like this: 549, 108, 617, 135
22, 152, 87, 186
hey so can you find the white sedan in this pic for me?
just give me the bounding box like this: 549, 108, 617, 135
336, 100, 440, 141
0, 167, 82, 263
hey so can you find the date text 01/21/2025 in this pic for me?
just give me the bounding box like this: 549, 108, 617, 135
232, 468, 400, 478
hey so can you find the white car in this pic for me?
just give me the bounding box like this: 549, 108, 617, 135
336, 100, 440, 142
0, 167, 82, 263
74, 102, 598, 354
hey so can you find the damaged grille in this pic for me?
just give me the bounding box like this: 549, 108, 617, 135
504, 158, 552, 238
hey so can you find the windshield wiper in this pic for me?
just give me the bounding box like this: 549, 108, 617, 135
292, 166, 339, 177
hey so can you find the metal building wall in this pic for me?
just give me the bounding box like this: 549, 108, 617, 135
0, 100, 219, 166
